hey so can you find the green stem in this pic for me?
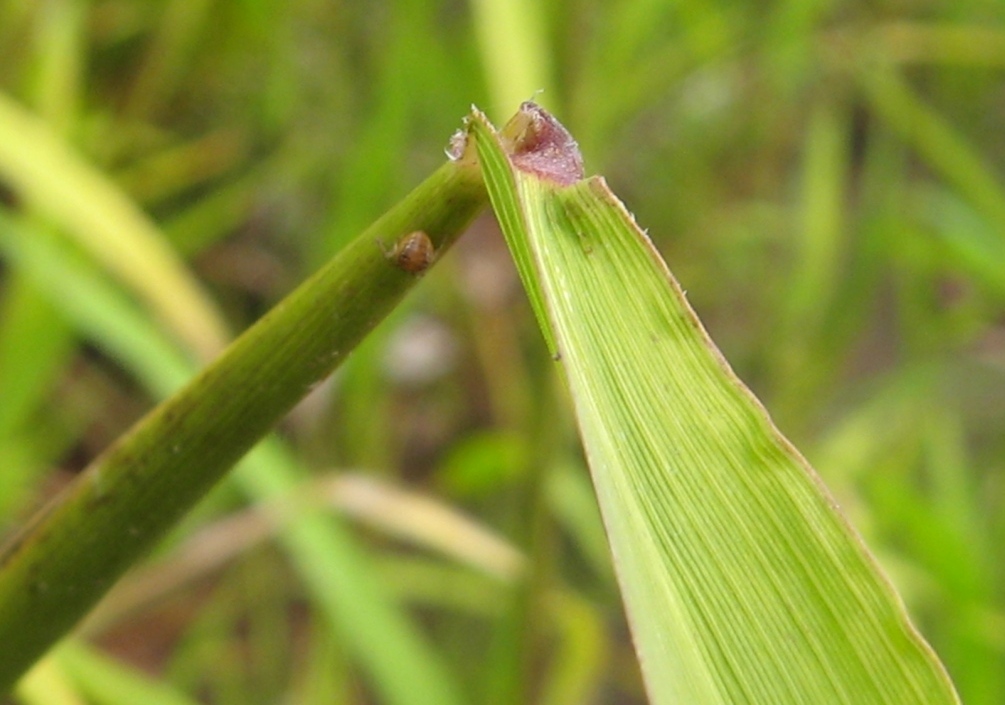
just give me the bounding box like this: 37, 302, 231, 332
0, 157, 487, 693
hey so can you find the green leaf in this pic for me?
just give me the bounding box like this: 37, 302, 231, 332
470, 103, 960, 704
55, 641, 201, 705
0, 92, 228, 360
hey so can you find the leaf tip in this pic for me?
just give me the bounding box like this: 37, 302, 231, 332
447, 106, 491, 163
500, 102, 585, 186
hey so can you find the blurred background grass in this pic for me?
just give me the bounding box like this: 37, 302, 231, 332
0, 0, 1003, 703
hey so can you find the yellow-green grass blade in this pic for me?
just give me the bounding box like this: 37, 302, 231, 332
471, 103, 960, 704
0, 154, 486, 701
0, 92, 227, 360
51, 641, 199, 705
468, 0, 553, 120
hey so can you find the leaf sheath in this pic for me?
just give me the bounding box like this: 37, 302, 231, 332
0, 157, 486, 693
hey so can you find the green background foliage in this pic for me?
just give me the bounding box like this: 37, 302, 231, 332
0, 1, 1003, 703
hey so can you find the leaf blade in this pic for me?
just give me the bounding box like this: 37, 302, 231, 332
472, 104, 959, 704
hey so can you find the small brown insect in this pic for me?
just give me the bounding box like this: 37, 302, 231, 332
384, 230, 436, 274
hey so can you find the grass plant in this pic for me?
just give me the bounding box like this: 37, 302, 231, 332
0, 1, 1003, 703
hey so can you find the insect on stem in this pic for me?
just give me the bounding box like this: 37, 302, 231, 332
383, 230, 436, 275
